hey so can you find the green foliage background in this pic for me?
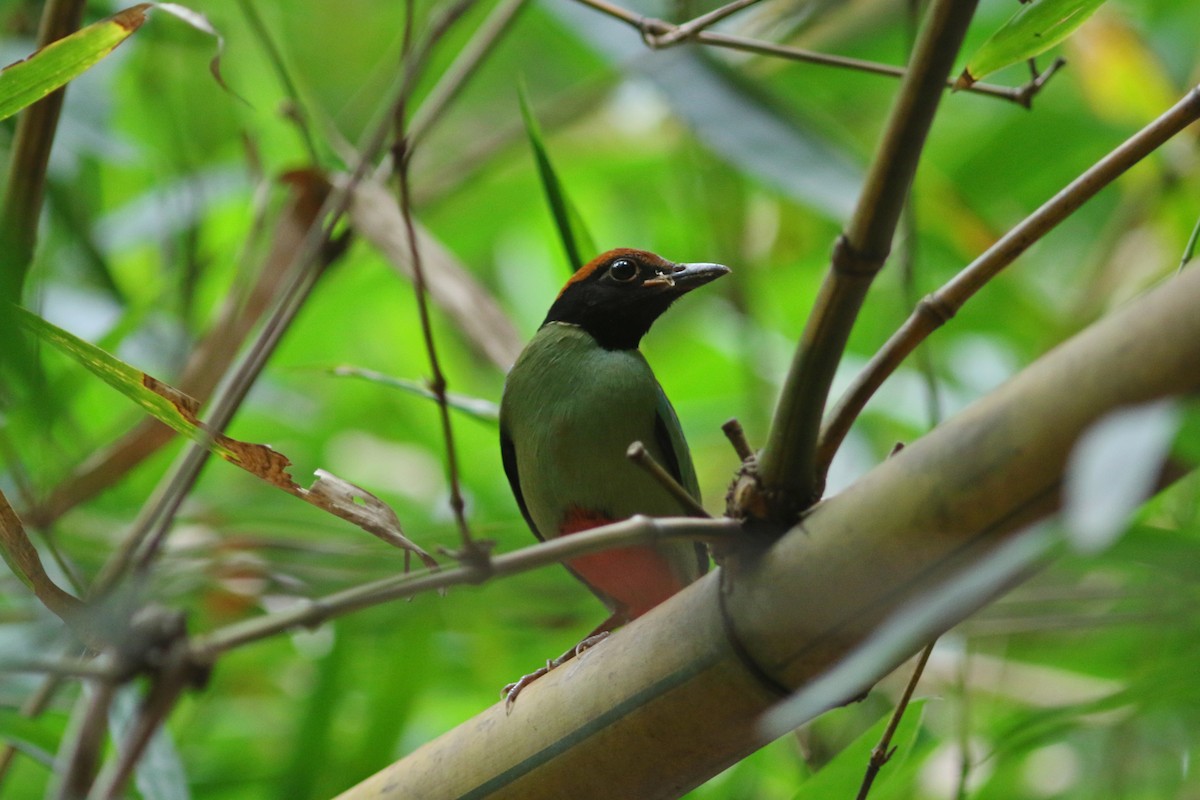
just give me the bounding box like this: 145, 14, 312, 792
1, 0, 1199, 797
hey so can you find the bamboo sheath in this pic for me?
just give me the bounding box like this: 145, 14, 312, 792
337, 266, 1200, 799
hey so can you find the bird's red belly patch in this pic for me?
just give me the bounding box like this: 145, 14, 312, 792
559, 507, 686, 619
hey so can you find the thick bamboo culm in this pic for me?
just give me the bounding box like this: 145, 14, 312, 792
337, 266, 1200, 799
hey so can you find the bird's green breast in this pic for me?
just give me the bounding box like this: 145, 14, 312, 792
500, 323, 695, 541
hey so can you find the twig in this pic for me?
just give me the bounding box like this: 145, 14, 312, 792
817, 84, 1200, 480
855, 642, 934, 800
641, 0, 763, 47
626, 442, 710, 517
753, 0, 979, 520
190, 516, 740, 659
573, 0, 1052, 107
393, 0, 484, 562
721, 418, 754, 462
92, 655, 191, 800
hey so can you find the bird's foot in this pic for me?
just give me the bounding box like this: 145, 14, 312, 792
502, 632, 613, 713
502, 661, 552, 713
573, 631, 609, 656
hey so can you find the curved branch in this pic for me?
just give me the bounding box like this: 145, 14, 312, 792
753, 0, 978, 519
817, 84, 1200, 477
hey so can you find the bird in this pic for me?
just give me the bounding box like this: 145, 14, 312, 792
499, 248, 730, 705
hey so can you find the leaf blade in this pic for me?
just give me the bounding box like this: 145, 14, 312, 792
959, 0, 1107, 87
0, 4, 150, 122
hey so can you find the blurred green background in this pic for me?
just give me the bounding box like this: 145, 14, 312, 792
1, 0, 1199, 797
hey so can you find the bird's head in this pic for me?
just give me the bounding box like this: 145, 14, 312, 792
542, 248, 730, 350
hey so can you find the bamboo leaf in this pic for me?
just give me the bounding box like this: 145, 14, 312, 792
0, 5, 150, 122
517, 80, 597, 273
16, 308, 437, 567
332, 366, 499, 422
957, 0, 1107, 87
0, 490, 83, 624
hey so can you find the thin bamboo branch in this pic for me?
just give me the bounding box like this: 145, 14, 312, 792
54, 680, 114, 800
394, 0, 482, 559
754, 0, 978, 519
573, 0, 1046, 106
92, 663, 189, 800
27, 171, 319, 529
190, 516, 739, 659
626, 442, 711, 518
817, 84, 1200, 479
855, 642, 933, 800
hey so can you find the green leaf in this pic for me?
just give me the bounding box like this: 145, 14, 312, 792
517, 79, 597, 273
0, 5, 150, 122
959, 0, 1107, 86
331, 366, 499, 422
14, 305, 244, 463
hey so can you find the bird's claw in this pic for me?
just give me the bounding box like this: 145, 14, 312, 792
501, 632, 613, 713
502, 661, 552, 713
572, 631, 609, 657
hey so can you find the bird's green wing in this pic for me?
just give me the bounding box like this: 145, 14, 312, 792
652, 384, 700, 502
500, 426, 544, 542
652, 384, 709, 577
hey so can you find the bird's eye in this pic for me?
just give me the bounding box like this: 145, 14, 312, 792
609, 258, 638, 282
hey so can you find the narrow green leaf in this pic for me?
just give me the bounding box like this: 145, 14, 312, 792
331, 366, 499, 422
517, 80, 597, 273
16, 308, 438, 567
0, 4, 150, 122
14, 305, 241, 462
1178, 212, 1200, 273
959, 0, 1107, 86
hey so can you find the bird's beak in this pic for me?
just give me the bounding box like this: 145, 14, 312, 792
643, 262, 730, 292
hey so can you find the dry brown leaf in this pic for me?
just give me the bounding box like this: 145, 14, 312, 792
305, 470, 438, 568
0, 490, 84, 624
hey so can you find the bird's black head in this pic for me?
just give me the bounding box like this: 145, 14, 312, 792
542, 249, 730, 350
